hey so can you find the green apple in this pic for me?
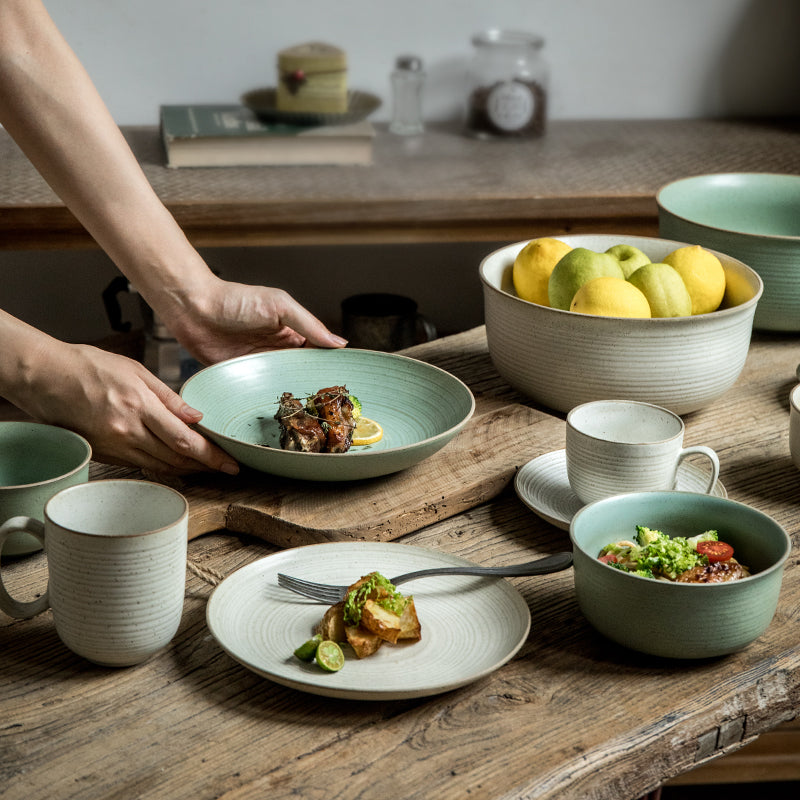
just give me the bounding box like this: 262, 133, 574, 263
548, 248, 625, 310
627, 262, 692, 317
605, 244, 651, 278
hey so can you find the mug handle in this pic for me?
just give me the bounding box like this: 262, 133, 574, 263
676, 446, 720, 494
0, 517, 50, 619
415, 314, 437, 344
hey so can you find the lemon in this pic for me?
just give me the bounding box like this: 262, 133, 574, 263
720, 268, 755, 309
662, 245, 726, 315
512, 237, 573, 305
352, 417, 383, 446
570, 276, 651, 318
548, 248, 625, 310
627, 262, 692, 317
294, 634, 322, 662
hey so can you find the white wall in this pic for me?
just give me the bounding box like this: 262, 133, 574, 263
3, 0, 800, 345
46, 0, 800, 124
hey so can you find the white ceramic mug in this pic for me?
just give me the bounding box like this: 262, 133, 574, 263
0, 480, 188, 667
566, 400, 720, 505
0, 422, 91, 556
790, 382, 800, 471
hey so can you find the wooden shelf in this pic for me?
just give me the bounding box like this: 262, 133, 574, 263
1, 118, 798, 250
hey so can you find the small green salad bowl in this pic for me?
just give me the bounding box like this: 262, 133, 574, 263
570, 492, 791, 659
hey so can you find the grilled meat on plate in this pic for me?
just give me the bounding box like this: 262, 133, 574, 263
307, 386, 356, 453
274, 392, 326, 452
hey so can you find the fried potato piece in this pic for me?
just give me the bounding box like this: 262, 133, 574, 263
397, 597, 421, 642
361, 599, 402, 644
345, 624, 383, 658
315, 602, 346, 643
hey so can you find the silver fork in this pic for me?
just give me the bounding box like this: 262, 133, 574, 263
277, 551, 573, 603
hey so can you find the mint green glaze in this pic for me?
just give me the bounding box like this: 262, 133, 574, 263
569, 491, 791, 659
658, 173, 800, 331
180, 348, 475, 481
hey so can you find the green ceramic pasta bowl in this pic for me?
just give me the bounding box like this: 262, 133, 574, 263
180, 349, 475, 481
570, 491, 791, 659
658, 173, 800, 331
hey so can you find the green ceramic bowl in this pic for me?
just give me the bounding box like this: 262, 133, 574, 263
180, 349, 475, 481
570, 492, 791, 659
658, 173, 800, 331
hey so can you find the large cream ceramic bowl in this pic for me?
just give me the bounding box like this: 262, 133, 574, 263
570, 491, 791, 659
180, 348, 475, 481
658, 173, 800, 332
479, 234, 762, 415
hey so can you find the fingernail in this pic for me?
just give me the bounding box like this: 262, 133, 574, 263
330, 335, 348, 347
221, 461, 239, 475
183, 404, 203, 420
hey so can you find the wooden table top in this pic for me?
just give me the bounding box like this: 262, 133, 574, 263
1, 326, 799, 800
2, 118, 799, 249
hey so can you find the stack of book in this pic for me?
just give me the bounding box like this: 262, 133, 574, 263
160, 104, 375, 168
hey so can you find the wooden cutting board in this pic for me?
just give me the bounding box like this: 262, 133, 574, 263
148, 400, 566, 548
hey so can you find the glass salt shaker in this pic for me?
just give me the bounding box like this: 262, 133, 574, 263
466, 29, 548, 138
390, 55, 425, 135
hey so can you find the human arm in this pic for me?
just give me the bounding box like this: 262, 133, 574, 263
0, 309, 240, 474
0, 0, 346, 359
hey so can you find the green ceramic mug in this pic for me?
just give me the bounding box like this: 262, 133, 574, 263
0, 422, 92, 556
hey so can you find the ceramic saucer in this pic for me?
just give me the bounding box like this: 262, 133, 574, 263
514, 449, 728, 531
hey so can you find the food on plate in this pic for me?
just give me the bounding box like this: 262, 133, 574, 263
294, 572, 422, 670
516, 237, 740, 318
351, 416, 383, 446
274, 386, 357, 452
598, 525, 750, 583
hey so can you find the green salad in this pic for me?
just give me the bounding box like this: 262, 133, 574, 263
598, 525, 733, 581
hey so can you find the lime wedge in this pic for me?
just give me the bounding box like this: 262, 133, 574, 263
315, 639, 345, 672
293, 634, 322, 662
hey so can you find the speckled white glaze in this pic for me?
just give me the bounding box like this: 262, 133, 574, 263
479, 234, 763, 415
790, 383, 800, 471
0, 480, 188, 667
565, 400, 719, 504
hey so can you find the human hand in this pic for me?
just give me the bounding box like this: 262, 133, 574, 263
156, 275, 347, 365
17, 341, 240, 476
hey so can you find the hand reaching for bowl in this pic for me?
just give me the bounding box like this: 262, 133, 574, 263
0, 315, 239, 476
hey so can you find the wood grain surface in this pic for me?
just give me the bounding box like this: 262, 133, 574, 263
2, 326, 799, 800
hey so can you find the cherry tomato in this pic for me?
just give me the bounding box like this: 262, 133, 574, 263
599, 553, 619, 564
695, 540, 735, 562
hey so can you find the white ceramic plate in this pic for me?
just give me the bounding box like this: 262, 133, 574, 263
206, 542, 531, 700
180, 349, 475, 481
515, 449, 728, 531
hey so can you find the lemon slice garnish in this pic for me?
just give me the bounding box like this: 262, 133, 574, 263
352, 417, 383, 446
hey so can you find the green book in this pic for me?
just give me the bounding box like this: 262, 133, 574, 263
160, 104, 374, 167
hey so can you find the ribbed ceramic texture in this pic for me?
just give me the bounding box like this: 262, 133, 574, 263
180, 348, 475, 481
658, 173, 800, 332
569, 492, 791, 659
514, 450, 727, 532
480, 234, 763, 415
791, 384, 800, 471
565, 401, 718, 504
206, 541, 531, 700
45, 481, 188, 667
0, 422, 91, 557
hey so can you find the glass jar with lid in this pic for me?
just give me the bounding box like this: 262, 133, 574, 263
465, 29, 548, 138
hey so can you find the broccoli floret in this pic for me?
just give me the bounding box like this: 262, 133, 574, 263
687, 530, 718, 548
638, 534, 704, 580
349, 395, 362, 420
636, 526, 662, 546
